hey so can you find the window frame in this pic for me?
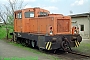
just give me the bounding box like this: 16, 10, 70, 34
80, 24, 84, 31
15, 12, 22, 19
24, 11, 34, 18
39, 12, 48, 16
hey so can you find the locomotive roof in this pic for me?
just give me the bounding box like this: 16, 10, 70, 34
14, 7, 50, 13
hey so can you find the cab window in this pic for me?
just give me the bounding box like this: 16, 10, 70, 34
38, 12, 48, 17
25, 12, 34, 18
40, 12, 48, 15
15, 12, 22, 19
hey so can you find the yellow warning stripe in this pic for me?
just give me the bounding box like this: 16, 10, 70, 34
46, 42, 49, 49
46, 42, 52, 50
75, 40, 77, 47
48, 42, 52, 50
77, 42, 80, 46
75, 40, 80, 47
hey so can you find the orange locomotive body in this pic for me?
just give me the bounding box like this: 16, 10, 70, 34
13, 7, 82, 51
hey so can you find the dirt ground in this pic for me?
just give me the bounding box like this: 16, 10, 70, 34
0, 40, 54, 60
0, 39, 90, 60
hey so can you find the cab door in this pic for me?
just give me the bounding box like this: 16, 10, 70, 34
14, 12, 22, 32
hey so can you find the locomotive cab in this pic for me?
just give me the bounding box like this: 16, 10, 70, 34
13, 7, 82, 52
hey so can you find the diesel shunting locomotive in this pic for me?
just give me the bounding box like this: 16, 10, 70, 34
13, 7, 82, 51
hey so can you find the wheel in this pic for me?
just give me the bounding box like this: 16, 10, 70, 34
21, 38, 25, 46
25, 39, 29, 47
31, 40, 36, 48
61, 41, 71, 52
13, 33, 17, 42
16, 38, 20, 44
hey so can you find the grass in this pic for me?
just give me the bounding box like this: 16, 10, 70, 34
0, 57, 38, 60
0, 27, 6, 39
8, 42, 61, 60
0, 24, 13, 39
72, 40, 90, 55
9, 42, 42, 54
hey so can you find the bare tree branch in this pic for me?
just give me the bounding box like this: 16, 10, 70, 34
0, 0, 26, 40
0, 0, 26, 24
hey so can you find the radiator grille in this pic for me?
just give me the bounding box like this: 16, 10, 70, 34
57, 19, 69, 33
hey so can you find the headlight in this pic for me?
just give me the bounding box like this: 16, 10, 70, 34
74, 30, 77, 34
74, 31, 76, 34
50, 31, 53, 35
49, 26, 53, 35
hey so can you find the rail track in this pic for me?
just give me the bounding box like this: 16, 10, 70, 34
44, 49, 90, 60
57, 50, 90, 60
68, 51, 90, 58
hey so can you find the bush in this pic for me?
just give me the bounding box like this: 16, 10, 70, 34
0, 25, 13, 39
0, 27, 6, 39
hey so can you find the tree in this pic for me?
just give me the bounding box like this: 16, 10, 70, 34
2, 0, 26, 24
0, 0, 26, 40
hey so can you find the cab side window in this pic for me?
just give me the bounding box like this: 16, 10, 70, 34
15, 12, 22, 19
38, 12, 48, 17
18, 13, 22, 19
25, 12, 34, 18
40, 12, 48, 15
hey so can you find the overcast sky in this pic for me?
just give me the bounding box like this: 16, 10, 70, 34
0, 0, 90, 15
